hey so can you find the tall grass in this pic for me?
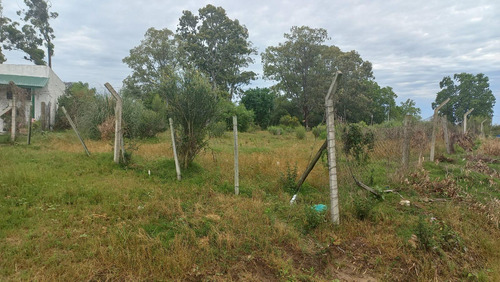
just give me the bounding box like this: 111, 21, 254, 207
0, 130, 499, 280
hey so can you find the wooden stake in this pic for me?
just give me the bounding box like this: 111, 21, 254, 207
61, 106, 90, 156
325, 71, 342, 224
430, 98, 450, 162
233, 115, 239, 195
169, 118, 181, 181
295, 140, 327, 193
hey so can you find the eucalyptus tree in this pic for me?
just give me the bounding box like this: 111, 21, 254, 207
262, 26, 331, 128
177, 4, 256, 99
122, 27, 180, 105
1, 0, 57, 65
434, 73, 495, 123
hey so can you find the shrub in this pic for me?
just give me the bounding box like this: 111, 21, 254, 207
311, 125, 326, 139
268, 126, 283, 135
122, 98, 167, 139
295, 127, 306, 140
209, 121, 227, 138
279, 114, 300, 128
279, 162, 297, 195
342, 123, 375, 162
164, 70, 218, 168
218, 100, 255, 132
304, 205, 325, 233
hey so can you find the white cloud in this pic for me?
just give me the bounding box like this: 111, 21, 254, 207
2, 0, 499, 121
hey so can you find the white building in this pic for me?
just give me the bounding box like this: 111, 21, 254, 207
0, 64, 65, 132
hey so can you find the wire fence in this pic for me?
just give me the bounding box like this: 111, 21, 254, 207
336, 116, 471, 193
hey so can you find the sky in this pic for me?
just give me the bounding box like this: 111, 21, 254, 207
2, 0, 499, 122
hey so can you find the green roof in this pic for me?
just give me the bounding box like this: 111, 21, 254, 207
0, 74, 49, 88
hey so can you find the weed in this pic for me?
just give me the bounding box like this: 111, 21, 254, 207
279, 162, 298, 195
295, 127, 306, 140
268, 126, 283, 135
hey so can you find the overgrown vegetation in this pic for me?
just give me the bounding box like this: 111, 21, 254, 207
1, 128, 498, 280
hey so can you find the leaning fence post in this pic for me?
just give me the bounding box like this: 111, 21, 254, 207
463, 108, 474, 134
233, 116, 239, 195
402, 115, 411, 169
430, 98, 450, 162
61, 106, 91, 156
104, 83, 124, 164
325, 71, 342, 224
169, 118, 181, 181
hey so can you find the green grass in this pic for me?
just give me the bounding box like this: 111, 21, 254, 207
0, 130, 499, 280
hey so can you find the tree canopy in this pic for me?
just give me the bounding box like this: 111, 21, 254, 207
0, 0, 57, 65
263, 26, 389, 126
177, 4, 256, 99
122, 27, 179, 104
240, 88, 275, 129
434, 73, 495, 123
262, 26, 332, 128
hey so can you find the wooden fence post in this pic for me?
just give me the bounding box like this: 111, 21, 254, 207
104, 83, 124, 164
463, 108, 474, 134
442, 116, 451, 154
61, 106, 91, 156
233, 116, 239, 195
325, 71, 342, 224
402, 115, 411, 169
430, 98, 450, 162
169, 118, 182, 181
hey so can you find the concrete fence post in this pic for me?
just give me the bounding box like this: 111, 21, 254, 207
104, 83, 124, 164
325, 71, 342, 225
430, 98, 450, 162
233, 116, 239, 195
169, 118, 182, 181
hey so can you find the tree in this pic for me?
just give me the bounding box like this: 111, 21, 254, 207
1, 0, 57, 65
396, 99, 421, 119
262, 26, 330, 128
329, 49, 374, 123
164, 69, 218, 168
177, 4, 256, 99
0, 0, 7, 63
240, 87, 275, 129
122, 27, 179, 105
17, 0, 58, 67
434, 73, 495, 123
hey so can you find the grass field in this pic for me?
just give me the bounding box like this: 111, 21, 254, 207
1, 130, 499, 280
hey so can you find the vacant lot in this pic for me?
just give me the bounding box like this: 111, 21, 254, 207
1, 130, 499, 280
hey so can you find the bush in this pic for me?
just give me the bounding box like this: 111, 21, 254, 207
164, 70, 218, 168
342, 123, 375, 162
268, 126, 283, 135
123, 98, 166, 139
279, 162, 297, 195
279, 114, 300, 128
311, 125, 326, 139
295, 127, 306, 139
209, 121, 227, 138
218, 100, 255, 132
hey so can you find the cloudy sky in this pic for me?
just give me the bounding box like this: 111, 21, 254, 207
3, 0, 499, 121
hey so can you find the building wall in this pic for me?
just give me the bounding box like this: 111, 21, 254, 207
0, 65, 65, 132
33, 68, 66, 129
